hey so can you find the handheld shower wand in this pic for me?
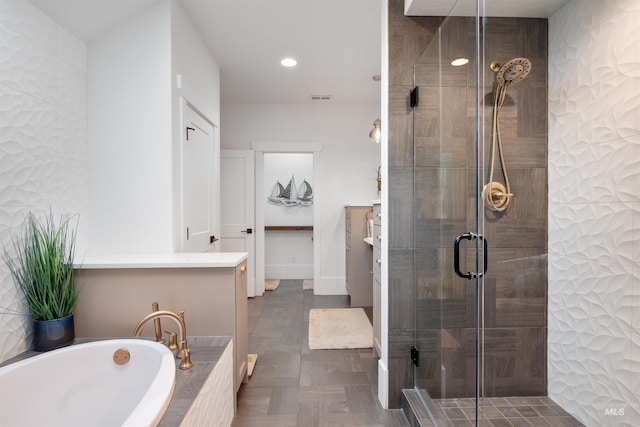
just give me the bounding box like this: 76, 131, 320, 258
483, 58, 531, 212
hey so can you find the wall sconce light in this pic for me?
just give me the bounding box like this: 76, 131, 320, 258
369, 119, 381, 143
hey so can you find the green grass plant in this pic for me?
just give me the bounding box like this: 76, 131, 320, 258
4, 211, 78, 321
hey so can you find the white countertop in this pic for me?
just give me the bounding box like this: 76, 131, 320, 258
76, 252, 248, 269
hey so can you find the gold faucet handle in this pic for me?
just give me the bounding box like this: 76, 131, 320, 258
152, 302, 165, 344
164, 330, 178, 351
178, 348, 193, 370
178, 310, 188, 349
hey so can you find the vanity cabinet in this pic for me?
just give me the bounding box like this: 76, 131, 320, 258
73, 253, 248, 412
345, 205, 373, 307
372, 202, 382, 357
234, 261, 248, 390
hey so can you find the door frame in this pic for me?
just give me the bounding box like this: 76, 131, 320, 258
251, 141, 323, 296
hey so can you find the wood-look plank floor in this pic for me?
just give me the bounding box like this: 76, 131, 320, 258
232, 279, 410, 427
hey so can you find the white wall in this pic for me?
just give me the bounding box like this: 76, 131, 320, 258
379, 0, 389, 407
0, 0, 220, 362
171, 0, 221, 251
0, 0, 89, 362
548, 1, 640, 425
265, 230, 314, 279
222, 103, 381, 294
88, 0, 173, 254
88, 0, 220, 254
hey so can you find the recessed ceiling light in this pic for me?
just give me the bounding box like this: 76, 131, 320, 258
451, 58, 469, 66
281, 58, 297, 67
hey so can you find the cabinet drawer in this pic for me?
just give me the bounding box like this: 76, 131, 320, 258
373, 204, 381, 226
373, 224, 381, 249
373, 244, 381, 276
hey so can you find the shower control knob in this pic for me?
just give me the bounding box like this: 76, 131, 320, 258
482, 182, 513, 212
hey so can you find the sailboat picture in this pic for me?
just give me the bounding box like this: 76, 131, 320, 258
267, 175, 312, 207
267, 181, 286, 204
281, 175, 300, 206
297, 179, 313, 206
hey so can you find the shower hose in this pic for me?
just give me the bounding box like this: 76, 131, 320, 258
486, 82, 513, 212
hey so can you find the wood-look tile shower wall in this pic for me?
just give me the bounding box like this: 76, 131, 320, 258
387, 0, 548, 407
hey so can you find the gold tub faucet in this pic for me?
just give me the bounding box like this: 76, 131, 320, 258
133, 308, 193, 370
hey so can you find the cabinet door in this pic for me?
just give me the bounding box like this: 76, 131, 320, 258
345, 206, 373, 307
235, 261, 248, 389
372, 204, 381, 356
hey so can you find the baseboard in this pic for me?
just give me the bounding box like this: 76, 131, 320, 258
312, 276, 347, 295
265, 264, 313, 280
378, 359, 389, 408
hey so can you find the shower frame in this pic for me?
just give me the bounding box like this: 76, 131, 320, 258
409, 0, 549, 424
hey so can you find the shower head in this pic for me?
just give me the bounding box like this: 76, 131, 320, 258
490, 57, 531, 86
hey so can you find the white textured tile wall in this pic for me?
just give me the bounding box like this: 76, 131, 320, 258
0, 0, 88, 363
548, 0, 640, 425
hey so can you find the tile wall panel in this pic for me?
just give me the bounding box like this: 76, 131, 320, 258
548, 0, 640, 425
0, 0, 88, 363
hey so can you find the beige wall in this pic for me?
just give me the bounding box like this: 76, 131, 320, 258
74, 268, 236, 338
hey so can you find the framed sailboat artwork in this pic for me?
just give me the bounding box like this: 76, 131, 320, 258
267, 175, 312, 207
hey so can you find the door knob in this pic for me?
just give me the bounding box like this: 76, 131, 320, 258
241, 228, 253, 234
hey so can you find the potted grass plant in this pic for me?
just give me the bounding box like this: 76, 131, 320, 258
4, 211, 79, 351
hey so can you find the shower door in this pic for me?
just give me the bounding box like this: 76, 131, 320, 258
411, 0, 549, 424
411, 0, 486, 424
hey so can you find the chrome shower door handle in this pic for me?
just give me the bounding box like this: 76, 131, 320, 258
454, 232, 488, 280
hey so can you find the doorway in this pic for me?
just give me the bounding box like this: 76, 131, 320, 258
263, 153, 314, 282
251, 141, 323, 296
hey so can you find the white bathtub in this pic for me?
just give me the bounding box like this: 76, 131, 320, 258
0, 339, 176, 427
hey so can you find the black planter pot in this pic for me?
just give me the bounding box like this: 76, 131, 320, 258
33, 314, 75, 351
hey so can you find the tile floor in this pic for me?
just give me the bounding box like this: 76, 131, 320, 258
231, 279, 585, 427
414, 396, 583, 427
231, 279, 410, 427
426, 396, 585, 427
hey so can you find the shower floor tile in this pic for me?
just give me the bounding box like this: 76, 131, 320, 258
429, 396, 585, 426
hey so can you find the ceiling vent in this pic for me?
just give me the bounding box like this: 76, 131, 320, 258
309, 95, 332, 101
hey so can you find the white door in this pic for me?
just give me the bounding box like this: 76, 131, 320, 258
221, 150, 255, 296
182, 102, 217, 252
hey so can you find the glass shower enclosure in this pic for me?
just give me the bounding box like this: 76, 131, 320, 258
411, 0, 548, 424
